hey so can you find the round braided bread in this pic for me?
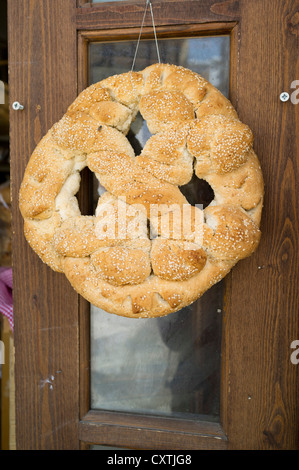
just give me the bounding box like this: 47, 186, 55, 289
19, 64, 264, 318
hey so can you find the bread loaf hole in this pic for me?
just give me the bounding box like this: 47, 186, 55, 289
76, 166, 104, 216
127, 112, 152, 156
180, 173, 214, 208
69, 166, 91, 216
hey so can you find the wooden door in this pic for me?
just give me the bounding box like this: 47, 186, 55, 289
8, 0, 299, 450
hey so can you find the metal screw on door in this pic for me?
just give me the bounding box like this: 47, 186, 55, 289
12, 101, 24, 110
280, 92, 290, 102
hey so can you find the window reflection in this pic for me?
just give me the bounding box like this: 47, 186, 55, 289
89, 36, 230, 97
91, 283, 223, 420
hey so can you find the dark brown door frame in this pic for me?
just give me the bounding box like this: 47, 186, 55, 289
8, 0, 299, 450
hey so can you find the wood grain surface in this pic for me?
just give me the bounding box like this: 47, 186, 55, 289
222, 0, 299, 450
76, 0, 240, 30
79, 410, 228, 450
8, 0, 80, 450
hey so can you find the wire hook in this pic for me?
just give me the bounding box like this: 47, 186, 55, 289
131, 0, 160, 74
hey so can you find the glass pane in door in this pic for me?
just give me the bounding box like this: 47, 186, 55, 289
89, 35, 230, 420
91, 285, 223, 419
89, 36, 230, 96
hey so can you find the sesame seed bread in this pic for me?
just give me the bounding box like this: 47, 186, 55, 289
19, 64, 264, 318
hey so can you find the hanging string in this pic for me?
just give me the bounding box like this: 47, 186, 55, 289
131, 0, 161, 74
149, 0, 161, 64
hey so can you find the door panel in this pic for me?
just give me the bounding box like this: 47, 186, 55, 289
8, 0, 79, 450
8, 0, 299, 450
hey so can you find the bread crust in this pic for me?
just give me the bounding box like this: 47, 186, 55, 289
19, 64, 264, 317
